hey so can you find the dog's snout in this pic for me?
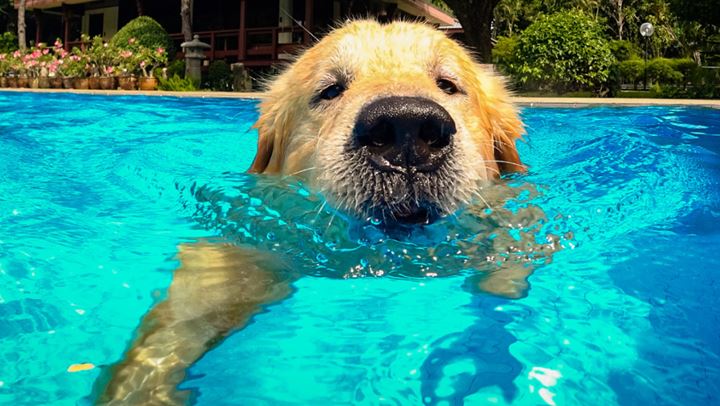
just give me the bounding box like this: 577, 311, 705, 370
353, 96, 456, 171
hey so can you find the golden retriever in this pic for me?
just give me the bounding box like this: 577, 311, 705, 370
96, 20, 533, 405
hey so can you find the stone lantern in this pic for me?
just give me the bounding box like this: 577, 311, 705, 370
180, 35, 210, 83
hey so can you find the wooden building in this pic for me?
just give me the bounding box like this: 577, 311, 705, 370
15, 0, 456, 67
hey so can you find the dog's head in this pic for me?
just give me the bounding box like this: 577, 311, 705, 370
250, 20, 524, 225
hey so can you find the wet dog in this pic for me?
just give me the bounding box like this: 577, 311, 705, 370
96, 20, 531, 405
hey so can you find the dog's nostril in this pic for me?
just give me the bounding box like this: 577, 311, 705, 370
419, 121, 451, 150
366, 120, 395, 149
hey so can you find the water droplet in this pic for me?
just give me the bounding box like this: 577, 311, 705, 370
266, 232, 276, 241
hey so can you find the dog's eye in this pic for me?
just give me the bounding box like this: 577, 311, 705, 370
319, 84, 346, 101
436, 79, 459, 95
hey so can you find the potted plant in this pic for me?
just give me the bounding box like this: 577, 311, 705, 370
87, 36, 106, 89
47, 39, 67, 88
13, 50, 29, 87
0, 54, 8, 87
36, 44, 55, 88
66, 48, 90, 89
117, 38, 139, 90
5, 52, 20, 87
137, 46, 167, 91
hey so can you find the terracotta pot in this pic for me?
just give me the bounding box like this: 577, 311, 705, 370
0, 77, 7, 88
88, 76, 101, 89
138, 76, 158, 91
17, 76, 29, 88
62, 77, 74, 89
99, 76, 117, 90
73, 77, 89, 90
118, 76, 137, 90
50, 77, 63, 88
38, 77, 51, 88
8, 77, 18, 88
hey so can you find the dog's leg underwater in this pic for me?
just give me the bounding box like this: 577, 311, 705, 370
95, 243, 296, 405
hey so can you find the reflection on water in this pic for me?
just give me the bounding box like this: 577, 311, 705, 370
180, 174, 571, 298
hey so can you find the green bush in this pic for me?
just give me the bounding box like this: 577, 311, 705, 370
508, 11, 616, 92
0, 32, 17, 53
166, 59, 185, 78
618, 59, 645, 89
111, 16, 173, 55
158, 74, 198, 91
671, 58, 698, 78
686, 67, 720, 98
646, 58, 683, 84
609, 40, 640, 62
206, 60, 232, 91
492, 35, 518, 74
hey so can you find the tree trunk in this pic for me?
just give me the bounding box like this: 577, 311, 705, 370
443, 0, 500, 63
18, 0, 26, 51
136, 0, 144, 16
180, 0, 192, 41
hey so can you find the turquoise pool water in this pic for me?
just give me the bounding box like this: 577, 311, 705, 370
1, 91, 719, 405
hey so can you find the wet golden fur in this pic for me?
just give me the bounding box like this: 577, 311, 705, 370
250, 20, 523, 217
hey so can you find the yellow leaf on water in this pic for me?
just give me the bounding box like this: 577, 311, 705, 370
67, 363, 95, 373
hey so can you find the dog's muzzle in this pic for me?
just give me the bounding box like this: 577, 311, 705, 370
351, 96, 456, 173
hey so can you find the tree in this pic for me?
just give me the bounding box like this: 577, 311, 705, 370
507, 10, 616, 92
602, 0, 636, 40
17, 0, 25, 51
442, 0, 501, 63
180, 0, 192, 42
670, 0, 720, 28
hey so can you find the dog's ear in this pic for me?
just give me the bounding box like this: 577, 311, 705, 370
249, 93, 296, 174
248, 105, 275, 173
469, 65, 526, 175
492, 117, 524, 174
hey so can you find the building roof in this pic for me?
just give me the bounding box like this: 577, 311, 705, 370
15, 0, 94, 9
394, 0, 456, 26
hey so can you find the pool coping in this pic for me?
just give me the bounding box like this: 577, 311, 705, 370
2, 88, 719, 108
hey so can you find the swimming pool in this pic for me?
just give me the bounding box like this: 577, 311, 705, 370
1, 91, 718, 405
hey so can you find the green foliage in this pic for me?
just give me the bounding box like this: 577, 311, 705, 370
609, 40, 640, 62
206, 60, 232, 91
166, 59, 185, 78
0, 31, 17, 53
491, 35, 518, 72
670, 0, 720, 27
110, 16, 173, 56
507, 10, 615, 92
158, 74, 197, 91
617, 59, 645, 88
670, 58, 698, 77
646, 58, 683, 84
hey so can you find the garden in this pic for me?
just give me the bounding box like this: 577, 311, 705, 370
0, 16, 192, 92
490, 1, 720, 98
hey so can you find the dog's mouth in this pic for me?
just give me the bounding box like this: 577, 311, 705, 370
367, 201, 442, 226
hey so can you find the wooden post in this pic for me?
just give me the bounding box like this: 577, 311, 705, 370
63, 6, 70, 50
181, 0, 192, 41
304, 0, 314, 45
239, 0, 246, 60
34, 10, 42, 45
18, 0, 27, 51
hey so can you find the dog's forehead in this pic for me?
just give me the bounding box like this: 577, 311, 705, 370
323, 22, 459, 74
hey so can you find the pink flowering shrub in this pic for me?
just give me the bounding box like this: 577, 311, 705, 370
0, 33, 169, 82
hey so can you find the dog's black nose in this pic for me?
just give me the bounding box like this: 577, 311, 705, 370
353, 96, 456, 172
